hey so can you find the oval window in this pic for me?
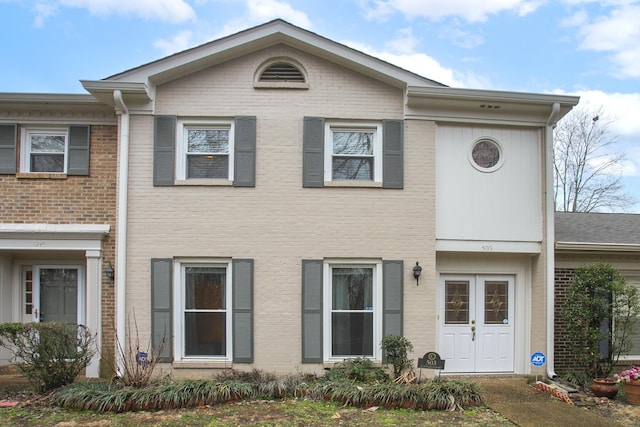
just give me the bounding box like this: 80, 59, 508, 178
470, 138, 502, 171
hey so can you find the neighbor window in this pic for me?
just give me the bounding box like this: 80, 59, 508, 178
178, 261, 232, 359
21, 128, 68, 173
324, 262, 382, 359
177, 121, 234, 180
324, 123, 382, 182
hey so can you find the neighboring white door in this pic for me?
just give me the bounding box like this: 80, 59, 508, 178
32, 266, 82, 325
440, 275, 515, 373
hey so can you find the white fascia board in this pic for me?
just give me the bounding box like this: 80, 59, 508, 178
0, 93, 100, 105
105, 20, 442, 89
406, 86, 579, 124
436, 239, 541, 254
555, 242, 640, 253
0, 223, 110, 240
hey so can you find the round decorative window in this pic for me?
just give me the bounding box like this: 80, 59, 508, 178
470, 138, 503, 171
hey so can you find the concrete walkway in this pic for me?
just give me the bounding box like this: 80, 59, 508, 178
474, 378, 617, 427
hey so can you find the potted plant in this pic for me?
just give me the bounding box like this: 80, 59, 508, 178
615, 366, 640, 404
561, 263, 640, 398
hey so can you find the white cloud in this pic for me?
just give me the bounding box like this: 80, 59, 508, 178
566, 3, 640, 78
570, 90, 640, 136
246, 0, 312, 28
154, 30, 193, 56
384, 27, 419, 54
343, 39, 490, 88
57, 0, 196, 23
362, 0, 544, 22
33, 2, 58, 28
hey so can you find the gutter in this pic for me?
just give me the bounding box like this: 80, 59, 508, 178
113, 90, 129, 375
545, 102, 560, 378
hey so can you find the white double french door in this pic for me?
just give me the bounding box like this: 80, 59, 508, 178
440, 275, 515, 373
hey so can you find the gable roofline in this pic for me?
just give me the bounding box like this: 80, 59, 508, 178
100, 19, 445, 89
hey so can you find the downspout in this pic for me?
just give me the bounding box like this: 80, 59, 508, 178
113, 90, 129, 375
545, 102, 560, 378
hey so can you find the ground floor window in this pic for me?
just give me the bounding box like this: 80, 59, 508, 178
324, 261, 382, 360
175, 260, 232, 360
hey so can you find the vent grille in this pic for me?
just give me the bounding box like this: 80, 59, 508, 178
260, 63, 305, 82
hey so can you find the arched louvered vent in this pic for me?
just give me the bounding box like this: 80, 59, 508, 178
259, 63, 305, 82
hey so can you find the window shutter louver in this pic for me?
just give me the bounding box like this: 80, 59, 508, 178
302, 260, 323, 362
0, 124, 17, 174
153, 116, 176, 186
233, 116, 256, 187
67, 125, 90, 176
303, 117, 324, 187
151, 258, 173, 362
233, 259, 254, 363
382, 120, 404, 189
383, 260, 403, 351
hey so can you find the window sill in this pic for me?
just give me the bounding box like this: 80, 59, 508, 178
16, 172, 67, 180
172, 360, 232, 369
324, 181, 382, 188
175, 179, 233, 186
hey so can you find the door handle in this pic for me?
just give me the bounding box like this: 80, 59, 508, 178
471, 326, 476, 341
34, 308, 39, 321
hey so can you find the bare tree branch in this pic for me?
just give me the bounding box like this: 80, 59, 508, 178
553, 106, 636, 212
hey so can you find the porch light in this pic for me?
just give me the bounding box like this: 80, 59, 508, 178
104, 261, 114, 284
413, 261, 422, 286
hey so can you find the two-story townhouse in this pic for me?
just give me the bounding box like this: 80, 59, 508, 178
0, 94, 117, 377
1, 20, 579, 378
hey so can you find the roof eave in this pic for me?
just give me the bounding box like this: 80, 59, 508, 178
555, 242, 640, 253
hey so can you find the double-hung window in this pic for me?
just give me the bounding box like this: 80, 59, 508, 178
177, 121, 234, 181
324, 261, 382, 360
21, 128, 68, 173
325, 123, 382, 183
177, 261, 232, 359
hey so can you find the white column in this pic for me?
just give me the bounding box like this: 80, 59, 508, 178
85, 250, 102, 378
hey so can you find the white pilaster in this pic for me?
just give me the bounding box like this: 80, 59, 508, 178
85, 250, 102, 378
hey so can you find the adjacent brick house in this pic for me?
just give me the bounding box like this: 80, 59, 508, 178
1, 20, 583, 377
554, 212, 640, 374
0, 94, 117, 376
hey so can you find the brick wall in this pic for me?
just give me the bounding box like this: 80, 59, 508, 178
0, 124, 118, 370
554, 267, 576, 374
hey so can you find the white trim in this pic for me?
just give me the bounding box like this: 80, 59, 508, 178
172, 258, 233, 362
0, 223, 110, 235
20, 127, 69, 174
324, 122, 382, 184
436, 240, 541, 254
176, 119, 235, 181
555, 242, 640, 252
322, 259, 383, 361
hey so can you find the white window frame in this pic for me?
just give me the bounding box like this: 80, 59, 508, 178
176, 120, 235, 182
324, 122, 382, 183
20, 127, 69, 174
323, 260, 383, 361
172, 258, 233, 362
619, 274, 640, 361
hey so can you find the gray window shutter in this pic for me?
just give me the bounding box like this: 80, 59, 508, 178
303, 117, 324, 188
383, 260, 403, 341
233, 259, 254, 363
154, 115, 176, 186
233, 116, 256, 187
151, 258, 173, 362
67, 125, 90, 176
302, 259, 323, 362
0, 124, 17, 174
382, 120, 404, 189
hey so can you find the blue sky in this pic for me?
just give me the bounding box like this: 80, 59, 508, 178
2, 0, 640, 210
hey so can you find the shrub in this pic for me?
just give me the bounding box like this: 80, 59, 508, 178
0, 322, 96, 391
324, 357, 389, 383
381, 335, 414, 380
561, 263, 640, 379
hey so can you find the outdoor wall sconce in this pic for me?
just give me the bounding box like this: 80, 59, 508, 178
104, 261, 114, 284
413, 261, 422, 286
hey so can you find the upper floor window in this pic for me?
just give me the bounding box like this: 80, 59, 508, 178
469, 137, 503, 172
21, 128, 68, 173
324, 123, 382, 183
176, 121, 234, 181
